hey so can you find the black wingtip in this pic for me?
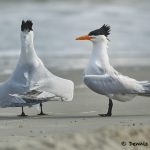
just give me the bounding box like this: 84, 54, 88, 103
88, 24, 111, 37
21, 20, 33, 32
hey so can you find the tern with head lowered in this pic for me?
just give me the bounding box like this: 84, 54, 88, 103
76, 24, 150, 117
0, 20, 74, 116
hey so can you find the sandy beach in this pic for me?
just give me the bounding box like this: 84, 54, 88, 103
0, 127, 150, 150
0, 0, 149, 149
0, 66, 150, 149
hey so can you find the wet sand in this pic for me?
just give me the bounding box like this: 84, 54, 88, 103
0, 66, 150, 149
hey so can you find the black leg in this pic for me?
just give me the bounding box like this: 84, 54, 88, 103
38, 103, 46, 115
18, 106, 27, 117
99, 98, 113, 117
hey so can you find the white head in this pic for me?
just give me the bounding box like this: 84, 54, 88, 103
75, 24, 110, 44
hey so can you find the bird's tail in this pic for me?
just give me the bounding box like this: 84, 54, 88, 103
138, 81, 150, 96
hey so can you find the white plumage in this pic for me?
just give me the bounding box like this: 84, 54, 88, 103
76, 25, 150, 116
0, 21, 74, 110
83, 36, 149, 102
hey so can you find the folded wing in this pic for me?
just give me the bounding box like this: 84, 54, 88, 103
84, 72, 145, 95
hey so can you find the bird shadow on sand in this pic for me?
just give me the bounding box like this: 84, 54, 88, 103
0, 114, 101, 120
0, 114, 150, 121
0, 115, 29, 120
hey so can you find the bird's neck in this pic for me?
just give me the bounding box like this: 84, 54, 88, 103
19, 31, 38, 64
86, 41, 111, 75
92, 41, 110, 68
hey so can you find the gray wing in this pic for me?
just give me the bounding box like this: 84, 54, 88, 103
10, 89, 63, 106
84, 72, 145, 95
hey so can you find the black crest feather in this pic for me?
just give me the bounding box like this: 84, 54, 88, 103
21, 20, 33, 32
88, 24, 110, 37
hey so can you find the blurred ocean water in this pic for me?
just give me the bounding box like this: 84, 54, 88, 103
0, 0, 150, 72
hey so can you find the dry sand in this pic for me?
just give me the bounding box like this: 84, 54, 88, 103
0, 127, 150, 150
0, 66, 150, 149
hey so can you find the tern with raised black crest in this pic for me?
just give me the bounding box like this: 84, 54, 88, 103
0, 20, 74, 116
76, 24, 150, 117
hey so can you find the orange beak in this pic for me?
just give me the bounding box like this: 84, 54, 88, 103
75, 35, 93, 40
